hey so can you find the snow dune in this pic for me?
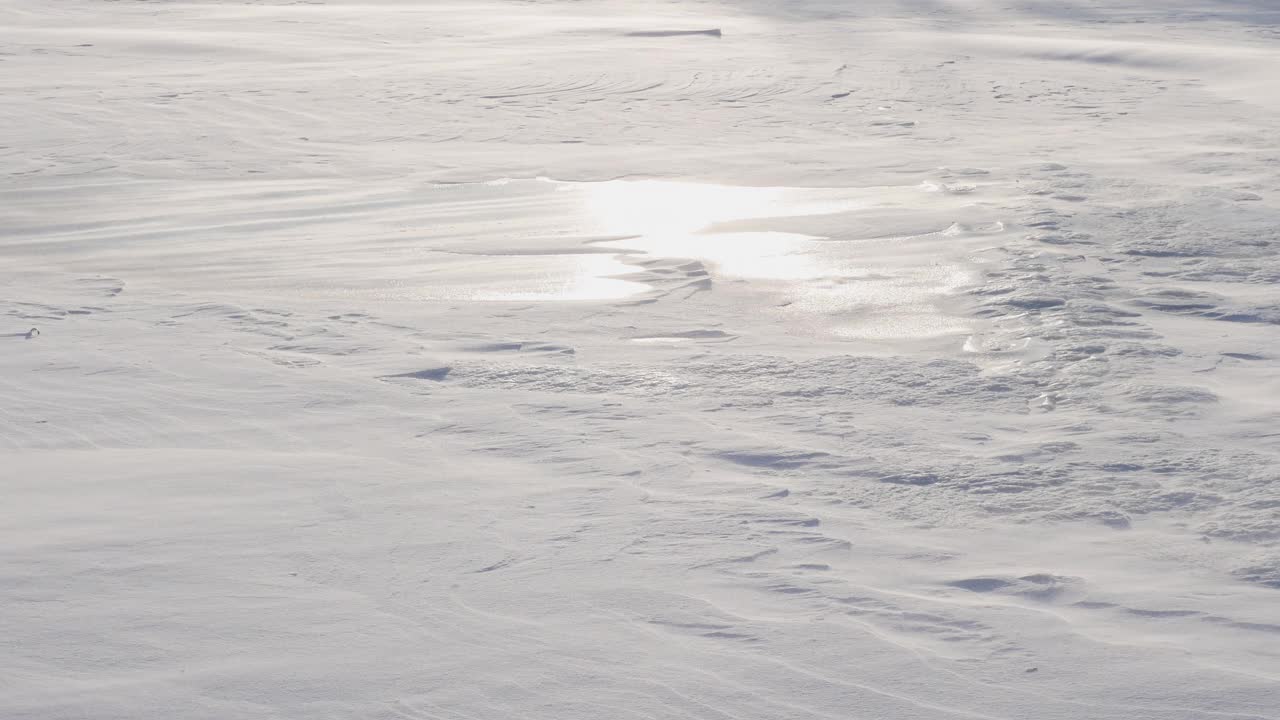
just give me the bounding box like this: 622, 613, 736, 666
2, 1, 1279, 718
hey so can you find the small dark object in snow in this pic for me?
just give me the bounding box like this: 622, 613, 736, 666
1025, 667, 1039, 673
25, 328, 39, 339
626, 29, 722, 38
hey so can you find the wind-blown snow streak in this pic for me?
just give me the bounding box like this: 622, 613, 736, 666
2, 1, 1279, 719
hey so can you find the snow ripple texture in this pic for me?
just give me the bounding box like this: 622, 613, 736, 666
2, 1, 1279, 719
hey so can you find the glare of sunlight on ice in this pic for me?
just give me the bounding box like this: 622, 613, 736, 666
622, 230, 870, 281
384, 179, 982, 316
565, 179, 985, 338
574, 180, 884, 281
581, 181, 788, 235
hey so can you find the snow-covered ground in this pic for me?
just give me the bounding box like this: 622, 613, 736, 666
3, 1, 1279, 718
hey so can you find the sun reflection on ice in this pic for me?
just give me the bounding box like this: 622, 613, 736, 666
394, 178, 994, 341
569, 179, 882, 284
581, 181, 793, 235
565, 178, 990, 339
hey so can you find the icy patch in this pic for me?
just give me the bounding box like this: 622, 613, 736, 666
8, 176, 990, 340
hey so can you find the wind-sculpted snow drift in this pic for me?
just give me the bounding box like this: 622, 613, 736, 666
2, 1, 1279, 718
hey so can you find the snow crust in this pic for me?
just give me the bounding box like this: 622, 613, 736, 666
3, 1, 1279, 718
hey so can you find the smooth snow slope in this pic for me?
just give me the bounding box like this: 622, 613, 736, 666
2, 1, 1280, 718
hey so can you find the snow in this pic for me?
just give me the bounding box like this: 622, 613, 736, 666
3, 0, 1279, 718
